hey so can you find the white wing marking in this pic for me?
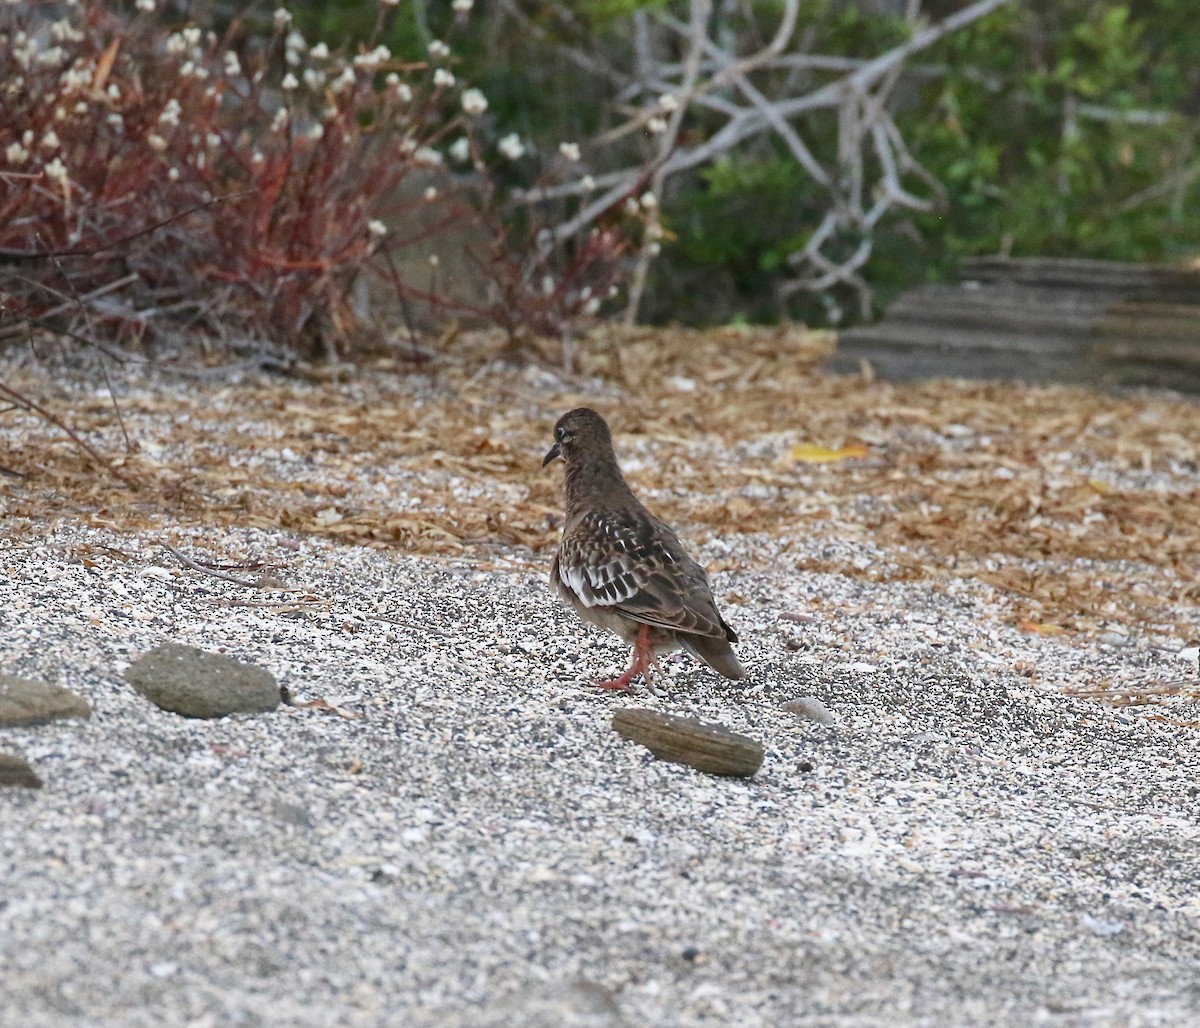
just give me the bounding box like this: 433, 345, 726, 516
560, 553, 641, 608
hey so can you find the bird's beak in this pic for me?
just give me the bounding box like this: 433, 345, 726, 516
542, 442, 562, 467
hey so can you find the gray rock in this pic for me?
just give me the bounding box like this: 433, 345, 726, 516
271, 800, 315, 829
780, 695, 837, 725
0, 752, 42, 789
481, 980, 625, 1027
125, 644, 279, 719
0, 675, 91, 727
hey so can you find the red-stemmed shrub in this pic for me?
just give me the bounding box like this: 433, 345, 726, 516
0, 1, 630, 358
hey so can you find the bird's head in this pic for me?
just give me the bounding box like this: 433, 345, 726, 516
543, 407, 614, 468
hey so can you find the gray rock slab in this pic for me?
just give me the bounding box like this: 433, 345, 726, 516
0, 675, 91, 727
125, 643, 279, 719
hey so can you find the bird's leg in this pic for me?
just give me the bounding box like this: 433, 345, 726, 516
595, 625, 656, 691
640, 634, 665, 693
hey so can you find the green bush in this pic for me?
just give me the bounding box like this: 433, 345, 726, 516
907, 1, 1200, 270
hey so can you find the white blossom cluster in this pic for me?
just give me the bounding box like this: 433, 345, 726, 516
1, 0, 527, 231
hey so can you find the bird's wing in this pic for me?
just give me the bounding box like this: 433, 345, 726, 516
557, 509, 731, 641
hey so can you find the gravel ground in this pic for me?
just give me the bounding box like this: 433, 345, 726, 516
3, 517, 1200, 1027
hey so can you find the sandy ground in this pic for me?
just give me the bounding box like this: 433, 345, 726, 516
2, 346, 1200, 1026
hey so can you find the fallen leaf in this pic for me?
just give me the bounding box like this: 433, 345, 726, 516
281, 690, 363, 719
91, 38, 121, 94
789, 443, 868, 464
1018, 619, 1064, 635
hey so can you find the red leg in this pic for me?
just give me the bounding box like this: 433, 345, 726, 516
595, 625, 656, 691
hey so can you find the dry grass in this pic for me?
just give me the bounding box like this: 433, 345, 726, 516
2, 325, 1199, 642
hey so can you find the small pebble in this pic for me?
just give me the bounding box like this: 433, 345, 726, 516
1080, 914, 1124, 938
780, 696, 836, 726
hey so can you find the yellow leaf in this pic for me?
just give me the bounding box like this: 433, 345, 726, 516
1086, 479, 1113, 494
789, 443, 868, 464
1019, 619, 1064, 635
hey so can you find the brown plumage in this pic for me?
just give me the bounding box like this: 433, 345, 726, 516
543, 407, 745, 690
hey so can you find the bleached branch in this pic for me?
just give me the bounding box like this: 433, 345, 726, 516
511, 0, 1018, 318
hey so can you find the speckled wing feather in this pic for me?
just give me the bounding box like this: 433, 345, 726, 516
557, 509, 736, 643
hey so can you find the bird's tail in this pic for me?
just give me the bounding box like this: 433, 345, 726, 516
682, 634, 746, 681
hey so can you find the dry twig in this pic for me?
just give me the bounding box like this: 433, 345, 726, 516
0, 378, 137, 486
160, 542, 292, 590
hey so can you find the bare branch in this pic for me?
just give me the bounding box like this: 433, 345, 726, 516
161, 543, 295, 589
624, 0, 713, 322
0, 189, 257, 263
512, 0, 1017, 318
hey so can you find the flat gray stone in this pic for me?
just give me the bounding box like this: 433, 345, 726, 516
0, 752, 42, 789
125, 644, 279, 719
0, 675, 91, 727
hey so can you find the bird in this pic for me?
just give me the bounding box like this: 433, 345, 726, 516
542, 407, 745, 690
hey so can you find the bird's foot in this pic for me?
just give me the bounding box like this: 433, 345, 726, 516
594, 670, 637, 691
594, 628, 659, 692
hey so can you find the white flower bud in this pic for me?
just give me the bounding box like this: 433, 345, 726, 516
461, 88, 488, 116
497, 133, 524, 160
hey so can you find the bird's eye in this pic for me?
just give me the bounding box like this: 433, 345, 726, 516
555, 427, 567, 442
